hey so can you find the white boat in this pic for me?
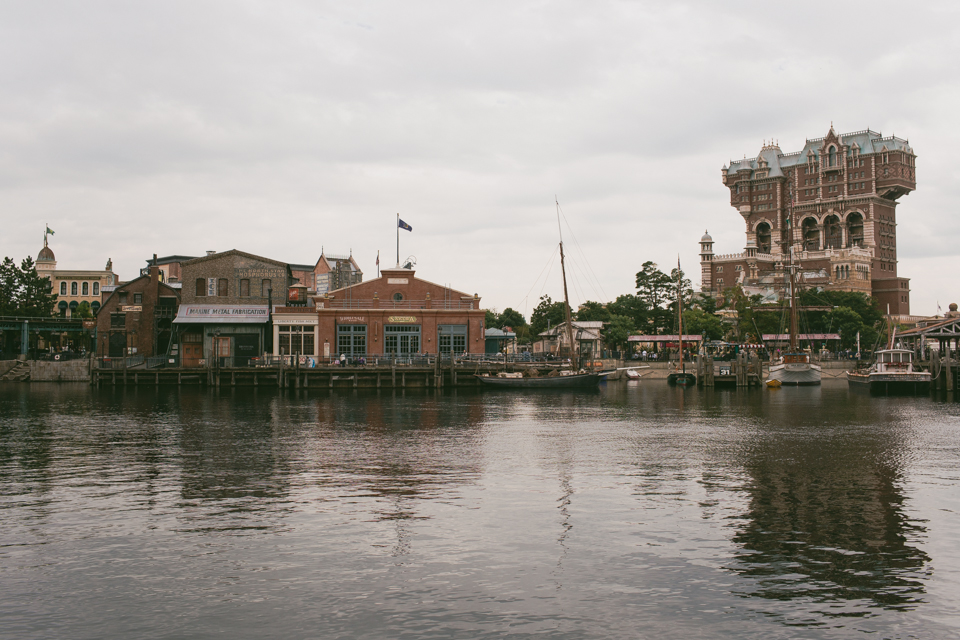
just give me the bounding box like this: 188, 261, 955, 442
846, 348, 930, 394
766, 247, 821, 386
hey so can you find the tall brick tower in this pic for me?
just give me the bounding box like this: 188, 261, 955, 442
702, 126, 916, 315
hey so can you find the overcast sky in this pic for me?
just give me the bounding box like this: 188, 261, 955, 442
2, 1, 958, 318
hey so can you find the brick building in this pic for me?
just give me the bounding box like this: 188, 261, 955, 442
289, 250, 363, 296
95, 258, 180, 358
141, 255, 198, 284
271, 266, 485, 359
174, 250, 293, 367
35, 234, 118, 317
702, 126, 916, 315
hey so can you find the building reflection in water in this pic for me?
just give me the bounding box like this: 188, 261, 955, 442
727, 390, 930, 612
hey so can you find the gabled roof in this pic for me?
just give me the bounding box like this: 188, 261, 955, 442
182, 249, 288, 268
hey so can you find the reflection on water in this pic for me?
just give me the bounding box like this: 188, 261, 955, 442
0, 382, 958, 639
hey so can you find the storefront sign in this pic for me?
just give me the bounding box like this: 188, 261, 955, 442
121, 305, 142, 312
82, 320, 96, 329
337, 316, 366, 323
274, 317, 318, 325
235, 268, 286, 279
174, 305, 270, 324
387, 316, 417, 323
387, 278, 408, 284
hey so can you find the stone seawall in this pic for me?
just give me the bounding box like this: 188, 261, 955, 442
0, 361, 17, 377
29, 360, 91, 382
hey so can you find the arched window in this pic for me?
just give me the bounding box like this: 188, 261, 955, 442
755, 222, 772, 254
60, 282, 67, 295
217, 279, 228, 296
196, 278, 206, 297
82, 282, 89, 296
828, 146, 837, 167
846, 213, 864, 248
71, 282, 78, 296
802, 218, 819, 251
93, 282, 99, 296
824, 215, 842, 249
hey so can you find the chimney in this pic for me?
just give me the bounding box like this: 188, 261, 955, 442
149, 253, 160, 283
206, 250, 216, 256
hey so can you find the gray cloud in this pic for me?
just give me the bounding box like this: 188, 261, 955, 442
1, 1, 957, 315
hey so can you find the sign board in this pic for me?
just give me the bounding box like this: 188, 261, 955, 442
288, 288, 300, 302
387, 278, 409, 285
174, 305, 270, 324
274, 316, 317, 325
337, 316, 366, 323
387, 316, 417, 323
235, 268, 286, 279
121, 305, 142, 312
82, 320, 96, 329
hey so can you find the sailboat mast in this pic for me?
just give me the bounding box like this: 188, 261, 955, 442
557, 200, 576, 366
677, 257, 685, 374
789, 253, 798, 351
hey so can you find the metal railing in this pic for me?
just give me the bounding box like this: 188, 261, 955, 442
96, 355, 145, 369
318, 299, 476, 310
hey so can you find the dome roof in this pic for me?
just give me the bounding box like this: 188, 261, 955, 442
700, 230, 713, 242
37, 245, 56, 262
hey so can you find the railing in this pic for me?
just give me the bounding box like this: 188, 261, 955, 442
317, 299, 476, 310
146, 355, 179, 369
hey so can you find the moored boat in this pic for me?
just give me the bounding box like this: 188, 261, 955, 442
475, 371, 601, 388
846, 348, 930, 395
765, 245, 821, 386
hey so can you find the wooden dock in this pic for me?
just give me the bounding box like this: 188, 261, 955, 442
696, 352, 763, 387
93, 361, 548, 389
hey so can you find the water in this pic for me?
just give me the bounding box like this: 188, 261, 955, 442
1, 381, 958, 639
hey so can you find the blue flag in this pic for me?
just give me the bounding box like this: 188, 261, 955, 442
398, 218, 412, 232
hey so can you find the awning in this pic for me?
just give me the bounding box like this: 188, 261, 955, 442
628, 335, 703, 342
762, 333, 840, 341
174, 305, 269, 324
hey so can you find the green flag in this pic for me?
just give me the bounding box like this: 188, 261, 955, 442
45, 226, 55, 236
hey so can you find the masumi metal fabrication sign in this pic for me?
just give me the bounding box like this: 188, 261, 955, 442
174, 305, 270, 324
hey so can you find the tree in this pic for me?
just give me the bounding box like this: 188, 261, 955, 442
603, 314, 635, 352
74, 301, 93, 319
826, 306, 863, 349
484, 309, 499, 328
682, 308, 724, 341
635, 261, 672, 310
575, 301, 612, 323
498, 308, 526, 331
0, 257, 18, 316
607, 294, 649, 330
530, 295, 567, 337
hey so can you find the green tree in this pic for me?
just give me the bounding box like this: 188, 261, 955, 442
603, 314, 635, 352
74, 301, 94, 319
498, 307, 526, 331
484, 309, 499, 328
635, 261, 671, 310
0, 257, 19, 316
825, 306, 863, 349
575, 301, 612, 322
607, 294, 649, 330
15, 257, 57, 317
530, 295, 567, 337
682, 308, 724, 341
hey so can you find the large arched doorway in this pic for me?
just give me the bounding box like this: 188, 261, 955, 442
824, 215, 842, 249
802, 218, 820, 251
756, 222, 772, 254
846, 213, 864, 247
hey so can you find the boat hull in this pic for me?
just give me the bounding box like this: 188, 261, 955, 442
667, 372, 696, 386
475, 373, 601, 388
767, 362, 822, 386
847, 371, 931, 395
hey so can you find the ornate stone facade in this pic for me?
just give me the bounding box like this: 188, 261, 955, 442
702, 126, 915, 314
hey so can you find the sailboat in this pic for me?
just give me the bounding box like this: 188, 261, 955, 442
667, 257, 696, 386
766, 248, 821, 386
476, 201, 600, 389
